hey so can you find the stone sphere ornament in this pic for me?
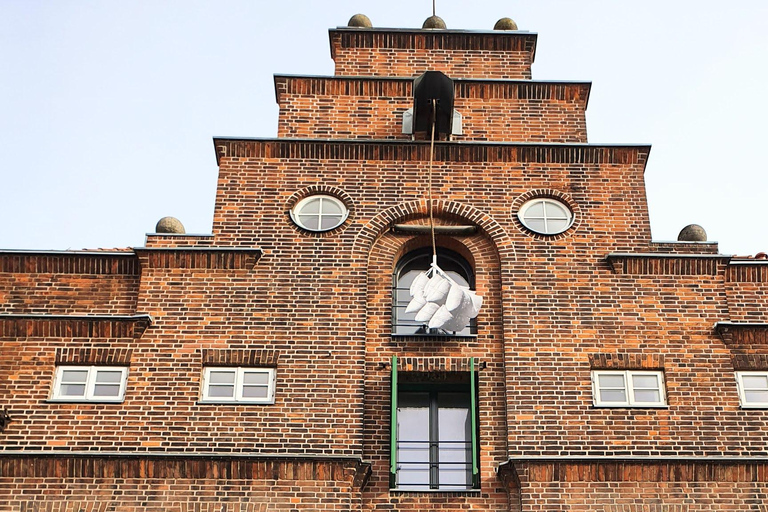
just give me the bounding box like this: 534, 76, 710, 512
494, 17, 518, 30
422, 15, 447, 29
677, 224, 707, 242
347, 14, 372, 28
155, 216, 186, 234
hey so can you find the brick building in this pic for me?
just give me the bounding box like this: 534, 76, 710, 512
2, 12, 768, 512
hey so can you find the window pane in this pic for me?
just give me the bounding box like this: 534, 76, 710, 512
208, 371, 236, 384
598, 374, 625, 388
438, 392, 472, 489
243, 372, 270, 385
742, 375, 768, 390
298, 215, 319, 230
300, 198, 321, 214
60, 384, 86, 396
321, 199, 342, 215
546, 219, 569, 233
242, 386, 269, 398
525, 201, 544, 217
633, 389, 661, 403
632, 375, 659, 389
543, 201, 569, 218
93, 384, 121, 397
208, 385, 235, 398
95, 371, 123, 383
524, 218, 546, 232
320, 215, 343, 230
745, 390, 768, 403
397, 392, 430, 489
61, 370, 88, 383
599, 389, 627, 402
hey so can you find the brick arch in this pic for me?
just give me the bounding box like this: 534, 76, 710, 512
352, 199, 513, 263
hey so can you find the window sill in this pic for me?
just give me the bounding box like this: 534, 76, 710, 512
592, 404, 669, 409
390, 488, 481, 495
196, 400, 275, 405
46, 399, 125, 404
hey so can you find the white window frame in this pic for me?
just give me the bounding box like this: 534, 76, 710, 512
591, 370, 666, 407
51, 366, 128, 402
201, 367, 276, 404
289, 195, 349, 232
735, 371, 768, 408
517, 197, 574, 235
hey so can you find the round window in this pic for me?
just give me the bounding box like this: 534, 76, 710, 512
290, 195, 349, 232
518, 198, 573, 235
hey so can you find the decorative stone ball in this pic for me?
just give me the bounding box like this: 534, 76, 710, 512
494, 17, 518, 30
422, 15, 446, 29
156, 216, 186, 234
677, 224, 707, 242
347, 14, 372, 28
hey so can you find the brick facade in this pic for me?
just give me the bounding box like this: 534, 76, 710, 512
2, 16, 768, 512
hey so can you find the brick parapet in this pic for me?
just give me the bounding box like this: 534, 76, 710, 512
274, 75, 589, 142
329, 28, 536, 79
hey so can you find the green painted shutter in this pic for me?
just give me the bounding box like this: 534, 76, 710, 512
470, 357, 479, 486
390, 355, 398, 487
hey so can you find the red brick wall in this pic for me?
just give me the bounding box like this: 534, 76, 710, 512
330, 30, 535, 79
275, 77, 589, 143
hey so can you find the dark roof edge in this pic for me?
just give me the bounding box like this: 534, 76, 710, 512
330, 26, 537, 36
272, 73, 590, 86
0, 313, 153, 322
0, 249, 135, 256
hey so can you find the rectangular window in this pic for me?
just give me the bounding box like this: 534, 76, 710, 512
201, 367, 276, 404
390, 356, 479, 491
52, 366, 128, 402
735, 371, 768, 408
591, 370, 666, 407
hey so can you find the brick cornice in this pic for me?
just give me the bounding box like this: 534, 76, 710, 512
328, 27, 537, 57
214, 138, 650, 167
0, 452, 370, 486
0, 314, 152, 339
715, 322, 768, 345
274, 74, 590, 107
0, 250, 138, 275
133, 247, 262, 270
499, 457, 768, 484
606, 253, 729, 276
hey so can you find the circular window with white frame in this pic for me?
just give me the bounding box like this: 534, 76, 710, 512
290, 195, 349, 232
517, 197, 574, 235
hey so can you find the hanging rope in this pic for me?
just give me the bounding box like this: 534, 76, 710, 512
427, 98, 438, 268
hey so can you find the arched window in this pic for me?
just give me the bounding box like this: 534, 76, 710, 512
392, 247, 475, 336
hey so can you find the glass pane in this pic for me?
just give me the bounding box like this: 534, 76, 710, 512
742, 375, 768, 390
60, 384, 86, 396
299, 198, 321, 214
597, 374, 625, 388
546, 219, 569, 233
524, 218, 546, 232
208, 385, 235, 398
633, 389, 661, 403
543, 201, 569, 218
397, 392, 430, 489
243, 372, 270, 385
208, 371, 236, 384
242, 386, 269, 398
61, 370, 88, 383
599, 389, 626, 402
95, 371, 123, 383
525, 201, 544, 217
298, 215, 319, 230
321, 198, 342, 215
438, 392, 472, 489
632, 375, 659, 389
93, 384, 120, 397
320, 215, 342, 230
745, 390, 768, 403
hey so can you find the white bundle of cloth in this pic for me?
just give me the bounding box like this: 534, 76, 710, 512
404, 263, 482, 332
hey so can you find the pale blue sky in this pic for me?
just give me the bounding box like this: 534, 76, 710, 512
1, 1, 766, 254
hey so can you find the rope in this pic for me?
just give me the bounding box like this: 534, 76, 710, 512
427, 99, 439, 269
